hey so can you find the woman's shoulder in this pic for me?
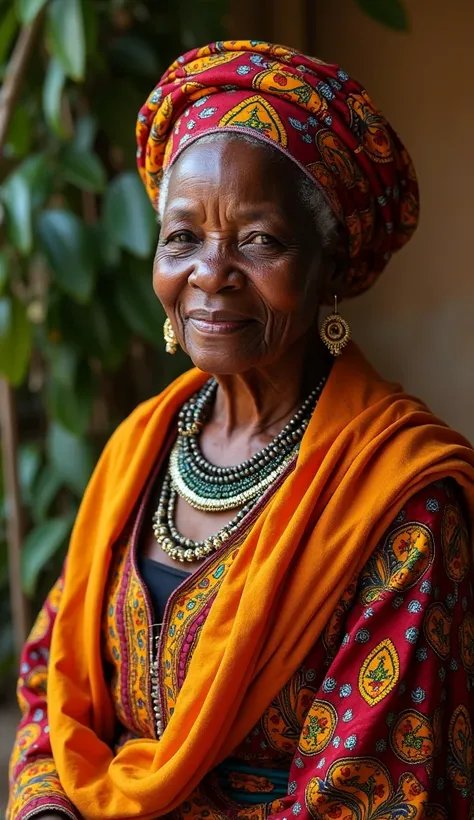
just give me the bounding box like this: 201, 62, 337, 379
359, 478, 470, 604
389, 479, 465, 531
377, 478, 468, 562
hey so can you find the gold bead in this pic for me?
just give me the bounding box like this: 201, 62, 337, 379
163, 317, 178, 355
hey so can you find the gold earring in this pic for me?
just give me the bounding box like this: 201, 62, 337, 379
320, 295, 351, 356
163, 317, 178, 355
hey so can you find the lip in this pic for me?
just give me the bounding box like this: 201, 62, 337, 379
187, 310, 254, 335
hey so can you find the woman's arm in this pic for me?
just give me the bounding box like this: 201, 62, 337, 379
268, 480, 473, 819
7, 572, 79, 820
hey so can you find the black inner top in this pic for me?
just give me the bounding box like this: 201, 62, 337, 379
138, 555, 190, 622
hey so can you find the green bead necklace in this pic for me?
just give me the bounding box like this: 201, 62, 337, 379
153, 376, 326, 562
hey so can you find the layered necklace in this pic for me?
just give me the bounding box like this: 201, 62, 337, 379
152, 376, 326, 563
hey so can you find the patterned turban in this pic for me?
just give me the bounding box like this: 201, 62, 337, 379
136, 40, 419, 297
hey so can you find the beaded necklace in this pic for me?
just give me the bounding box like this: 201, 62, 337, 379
153, 376, 326, 562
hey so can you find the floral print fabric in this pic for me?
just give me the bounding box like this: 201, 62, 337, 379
136, 40, 420, 297
8, 479, 473, 820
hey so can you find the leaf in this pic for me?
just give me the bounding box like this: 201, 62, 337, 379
354, 0, 409, 31
93, 80, 144, 164
31, 463, 63, 522
16, 0, 49, 24
0, 251, 8, 295
51, 294, 129, 369
107, 35, 160, 78
73, 114, 97, 152
0, 173, 32, 255
48, 343, 78, 387
103, 172, 157, 258
0, 299, 11, 337
0, 7, 18, 65
21, 516, 73, 596
18, 444, 41, 505
16, 154, 52, 210
36, 209, 95, 303
0, 295, 33, 386
0, 540, 9, 589
82, 0, 98, 57
47, 421, 95, 496
96, 222, 121, 267
43, 57, 66, 136
47, 358, 94, 435
85, 299, 129, 369
4, 106, 33, 158
115, 262, 164, 346
60, 146, 106, 192
47, 0, 85, 81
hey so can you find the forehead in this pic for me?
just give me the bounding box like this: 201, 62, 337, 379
165, 137, 300, 211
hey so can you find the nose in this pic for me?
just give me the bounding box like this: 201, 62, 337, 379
187, 241, 245, 294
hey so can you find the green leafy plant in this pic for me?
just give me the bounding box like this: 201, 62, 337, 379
0, 0, 409, 686
0, 0, 226, 683
354, 0, 409, 32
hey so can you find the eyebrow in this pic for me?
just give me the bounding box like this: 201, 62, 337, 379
163, 206, 199, 221
164, 204, 288, 223
236, 205, 287, 222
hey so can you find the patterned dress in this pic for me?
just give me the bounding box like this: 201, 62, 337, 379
8, 478, 474, 820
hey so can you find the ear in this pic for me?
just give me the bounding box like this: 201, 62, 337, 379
320, 225, 350, 304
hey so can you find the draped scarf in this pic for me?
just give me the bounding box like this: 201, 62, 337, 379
48, 344, 474, 820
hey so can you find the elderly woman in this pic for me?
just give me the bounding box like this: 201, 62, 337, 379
8, 41, 474, 820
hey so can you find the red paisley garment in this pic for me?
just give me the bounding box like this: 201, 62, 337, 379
8, 478, 473, 820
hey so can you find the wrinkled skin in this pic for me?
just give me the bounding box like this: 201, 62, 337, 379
145, 136, 342, 567
154, 137, 334, 377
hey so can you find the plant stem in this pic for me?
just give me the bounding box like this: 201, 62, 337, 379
0, 12, 45, 145
0, 12, 45, 653
0, 381, 29, 655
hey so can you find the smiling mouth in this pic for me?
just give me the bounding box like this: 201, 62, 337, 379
188, 317, 253, 335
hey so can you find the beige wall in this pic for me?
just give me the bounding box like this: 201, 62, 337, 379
315, 0, 474, 442
230, 0, 474, 442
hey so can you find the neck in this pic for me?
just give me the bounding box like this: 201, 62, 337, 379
211, 333, 331, 438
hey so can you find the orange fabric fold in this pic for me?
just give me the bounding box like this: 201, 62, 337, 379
48, 344, 474, 820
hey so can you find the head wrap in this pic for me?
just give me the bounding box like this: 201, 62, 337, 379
136, 40, 419, 297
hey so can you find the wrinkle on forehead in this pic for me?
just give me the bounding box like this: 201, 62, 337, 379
163, 198, 289, 226
162, 139, 308, 228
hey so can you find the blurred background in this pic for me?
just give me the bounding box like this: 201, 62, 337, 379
0, 0, 472, 809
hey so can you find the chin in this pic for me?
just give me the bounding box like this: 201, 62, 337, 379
187, 349, 260, 376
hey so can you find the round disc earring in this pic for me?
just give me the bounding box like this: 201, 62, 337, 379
320, 295, 351, 356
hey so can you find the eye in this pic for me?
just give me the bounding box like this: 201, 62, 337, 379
166, 230, 196, 244
250, 233, 279, 245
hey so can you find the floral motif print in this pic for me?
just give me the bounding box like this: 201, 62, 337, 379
298, 701, 338, 756
358, 523, 434, 606
442, 504, 470, 582
459, 613, 474, 675
448, 705, 473, 797
8, 480, 473, 820
424, 603, 452, 659
7, 571, 79, 820
390, 709, 434, 765
358, 639, 400, 706
305, 756, 427, 818
136, 40, 420, 297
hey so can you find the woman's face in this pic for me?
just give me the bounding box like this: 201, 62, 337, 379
154, 137, 330, 375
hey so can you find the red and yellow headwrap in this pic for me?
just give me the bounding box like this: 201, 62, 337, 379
136, 40, 420, 296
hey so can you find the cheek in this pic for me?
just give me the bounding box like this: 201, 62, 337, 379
255, 260, 320, 318
152, 256, 184, 308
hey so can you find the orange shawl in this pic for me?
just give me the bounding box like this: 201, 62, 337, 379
49, 344, 474, 820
